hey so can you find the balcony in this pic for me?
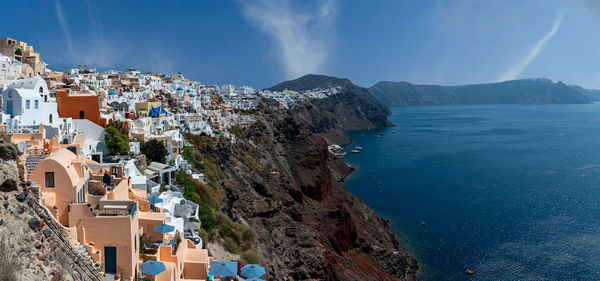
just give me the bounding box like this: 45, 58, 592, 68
96, 200, 136, 217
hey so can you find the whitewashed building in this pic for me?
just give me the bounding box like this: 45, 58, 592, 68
0, 76, 60, 127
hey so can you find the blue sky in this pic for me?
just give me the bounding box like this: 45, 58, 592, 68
3, 0, 600, 89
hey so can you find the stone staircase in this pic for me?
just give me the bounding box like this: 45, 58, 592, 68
25, 155, 45, 179
77, 241, 101, 271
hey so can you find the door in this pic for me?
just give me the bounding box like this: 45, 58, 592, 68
104, 246, 117, 274
6, 100, 12, 116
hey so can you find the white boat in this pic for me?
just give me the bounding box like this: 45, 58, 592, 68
355, 146, 363, 150
351, 149, 360, 153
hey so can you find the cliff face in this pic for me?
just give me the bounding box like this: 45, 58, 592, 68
370, 78, 591, 106
204, 76, 417, 280
268, 74, 393, 145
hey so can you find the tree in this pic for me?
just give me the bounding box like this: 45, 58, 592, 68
104, 126, 130, 155
141, 139, 168, 163
107, 120, 129, 134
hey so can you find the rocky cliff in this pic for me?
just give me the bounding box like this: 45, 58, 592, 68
370, 78, 591, 106
199, 75, 417, 280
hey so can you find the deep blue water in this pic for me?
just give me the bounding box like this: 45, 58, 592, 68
343, 104, 600, 281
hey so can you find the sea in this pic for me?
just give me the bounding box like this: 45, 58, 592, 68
342, 104, 600, 281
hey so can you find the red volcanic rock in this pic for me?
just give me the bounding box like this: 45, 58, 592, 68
197, 84, 417, 281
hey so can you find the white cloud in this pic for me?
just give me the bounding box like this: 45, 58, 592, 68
54, 0, 74, 54
241, 0, 338, 79
498, 12, 563, 82
52, 0, 129, 69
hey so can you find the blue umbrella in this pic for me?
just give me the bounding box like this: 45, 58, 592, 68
241, 264, 265, 278
153, 223, 175, 233
148, 197, 163, 204
140, 260, 166, 276
209, 261, 238, 277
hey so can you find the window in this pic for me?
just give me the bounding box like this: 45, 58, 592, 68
49, 114, 52, 123
7, 92, 11, 99
34, 100, 38, 109
112, 167, 119, 176
66, 147, 77, 155
79, 111, 84, 119
25, 100, 30, 109
39, 87, 43, 94
45, 172, 55, 188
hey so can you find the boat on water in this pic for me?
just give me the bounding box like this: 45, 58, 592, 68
376, 135, 382, 138
354, 146, 363, 150
392, 130, 397, 133
466, 269, 474, 275
334, 152, 347, 157
351, 149, 360, 153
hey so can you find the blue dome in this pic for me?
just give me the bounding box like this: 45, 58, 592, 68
189, 94, 196, 97
176, 87, 183, 91
108, 91, 117, 96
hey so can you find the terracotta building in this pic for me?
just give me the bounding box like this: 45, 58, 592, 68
27, 142, 214, 280
56, 89, 107, 127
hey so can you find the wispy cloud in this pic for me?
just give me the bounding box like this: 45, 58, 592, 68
240, 0, 338, 79
498, 12, 563, 82
52, 0, 129, 69
54, 0, 74, 54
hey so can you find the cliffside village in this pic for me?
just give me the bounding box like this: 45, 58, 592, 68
0, 37, 333, 281
0, 37, 342, 281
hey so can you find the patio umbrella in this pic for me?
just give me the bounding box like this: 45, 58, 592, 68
153, 223, 175, 233
148, 197, 163, 204
241, 264, 266, 278
209, 261, 238, 277
140, 260, 166, 277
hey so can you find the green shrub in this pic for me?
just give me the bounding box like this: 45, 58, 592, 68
215, 212, 233, 226
176, 171, 221, 208
198, 229, 210, 248
141, 139, 168, 164
198, 205, 215, 231
140, 254, 156, 262
105, 126, 130, 155
223, 237, 240, 254
241, 227, 257, 243
219, 224, 241, 242
240, 250, 261, 265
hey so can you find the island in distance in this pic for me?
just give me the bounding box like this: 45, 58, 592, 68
369, 78, 594, 106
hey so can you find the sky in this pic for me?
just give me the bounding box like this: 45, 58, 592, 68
2, 0, 600, 89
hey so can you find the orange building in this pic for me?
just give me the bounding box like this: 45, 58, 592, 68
26, 139, 216, 280
56, 89, 106, 127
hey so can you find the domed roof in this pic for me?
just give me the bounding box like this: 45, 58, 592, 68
108, 91, 117, 96
189, 94, 196, 97
176, 87, 183, 91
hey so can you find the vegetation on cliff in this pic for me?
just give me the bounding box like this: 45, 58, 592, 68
175, 75, 419, 280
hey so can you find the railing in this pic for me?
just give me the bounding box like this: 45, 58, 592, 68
3, 126, 40, 134
26, 149, 48, 156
